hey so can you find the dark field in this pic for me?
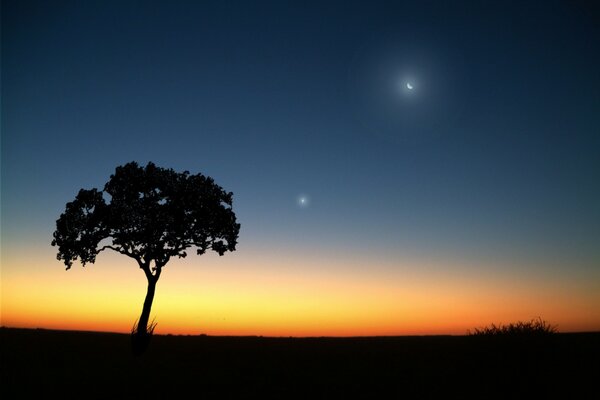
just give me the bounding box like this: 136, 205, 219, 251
1, 328, 599, 398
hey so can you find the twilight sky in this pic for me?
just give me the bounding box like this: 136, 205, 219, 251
2, 0, 599, 335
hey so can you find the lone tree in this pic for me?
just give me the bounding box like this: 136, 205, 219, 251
52, 162, 240, 353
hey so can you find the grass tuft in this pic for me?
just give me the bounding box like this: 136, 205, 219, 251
131, 318, 157, 336
131, 318, 157, 355
467, 317, 557, 336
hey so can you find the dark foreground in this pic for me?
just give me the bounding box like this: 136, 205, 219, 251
1, 328, 599, 398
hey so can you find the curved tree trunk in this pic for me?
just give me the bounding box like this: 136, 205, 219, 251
132, 277, 158, 355
138, 279, 156, 334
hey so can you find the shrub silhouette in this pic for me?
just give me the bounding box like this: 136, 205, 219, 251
467, 317, 557, 336
52, 162, 240, 354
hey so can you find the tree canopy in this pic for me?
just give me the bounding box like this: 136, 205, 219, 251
52, 162, 240, 275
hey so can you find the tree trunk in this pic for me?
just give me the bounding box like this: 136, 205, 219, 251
137, 278, 156, 334
132, 277, 157, 355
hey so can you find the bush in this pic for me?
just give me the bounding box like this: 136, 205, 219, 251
468, 317, 557, 336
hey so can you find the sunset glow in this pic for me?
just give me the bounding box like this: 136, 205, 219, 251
3, 242, 599, 336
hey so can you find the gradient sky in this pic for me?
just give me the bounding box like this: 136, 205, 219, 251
2, 0, 600, 335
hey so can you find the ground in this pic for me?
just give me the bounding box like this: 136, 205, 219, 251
1, 328, 598, 398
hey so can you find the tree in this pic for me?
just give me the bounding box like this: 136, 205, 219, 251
51, 162, 240, 353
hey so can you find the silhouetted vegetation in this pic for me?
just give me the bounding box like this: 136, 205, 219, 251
467, 317, 558, 336
51, 162, 240, 354
131, 318, 157, 355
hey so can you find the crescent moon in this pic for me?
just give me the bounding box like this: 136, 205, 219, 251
406, 83, 413, 90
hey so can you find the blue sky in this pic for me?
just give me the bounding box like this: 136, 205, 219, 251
3, 0, 599, 280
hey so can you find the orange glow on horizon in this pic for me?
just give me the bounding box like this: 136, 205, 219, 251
2, 245, 600, 336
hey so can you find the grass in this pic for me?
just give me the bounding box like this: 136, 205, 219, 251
131, 318, 157, 355
467, 317, 558, 336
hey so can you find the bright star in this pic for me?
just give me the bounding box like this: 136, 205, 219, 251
297, 194, 310, 208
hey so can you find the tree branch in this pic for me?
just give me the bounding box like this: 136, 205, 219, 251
98, 244, 143, 264
154, 263, 163, 281
138, 260, 154, 282
97, 245, 126, 255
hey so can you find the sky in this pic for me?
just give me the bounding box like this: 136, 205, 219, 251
2, 0, 599, 336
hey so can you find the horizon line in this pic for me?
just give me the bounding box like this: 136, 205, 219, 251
2, 325, 599, 339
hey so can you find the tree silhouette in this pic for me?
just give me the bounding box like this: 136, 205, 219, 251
52, 162, 240, 353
